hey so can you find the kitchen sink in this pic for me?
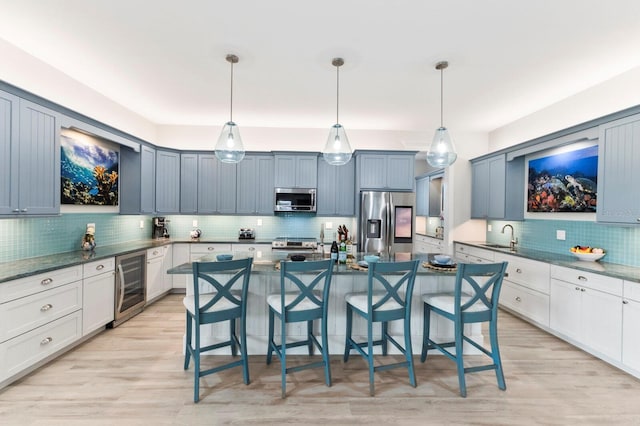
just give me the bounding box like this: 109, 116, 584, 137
480, 243, 512, 249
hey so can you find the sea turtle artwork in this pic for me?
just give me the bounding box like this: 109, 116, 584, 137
527, 145, 598, 213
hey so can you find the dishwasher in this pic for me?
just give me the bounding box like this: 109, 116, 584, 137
111, 250, 146, 327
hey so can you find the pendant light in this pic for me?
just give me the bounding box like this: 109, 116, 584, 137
426, 61, 457, 168
323, 57, 352, 166
215, 54, 245, 163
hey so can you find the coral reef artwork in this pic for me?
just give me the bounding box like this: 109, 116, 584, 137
61, 136, 119, 205
527, 144, 598, 213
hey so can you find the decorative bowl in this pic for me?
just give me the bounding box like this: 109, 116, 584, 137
433, 254, 451, 264
571, 251, 605, 262
364, 255, 380, 263
216, 254, 233, 261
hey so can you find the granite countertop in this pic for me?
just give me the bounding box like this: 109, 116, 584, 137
0, 238, 276, 283
456, 241, 640, 283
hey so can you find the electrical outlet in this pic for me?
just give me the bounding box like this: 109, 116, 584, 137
487, 224, 492, 232
325, 222, 333, 229
556, 230, 566, 240
257, 219, 263, 226
139, 220, 144, 229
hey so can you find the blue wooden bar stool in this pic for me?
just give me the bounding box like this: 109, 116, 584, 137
421, 261, 508, 397
266, 259, 334, 398
343, 259, 420, 396
183, 257, 253, 403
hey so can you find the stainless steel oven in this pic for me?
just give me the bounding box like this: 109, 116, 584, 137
112, 250, 146, 327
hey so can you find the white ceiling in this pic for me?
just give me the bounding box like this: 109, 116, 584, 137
1, 0, 640, 139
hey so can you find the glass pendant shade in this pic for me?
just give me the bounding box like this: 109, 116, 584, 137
323, 124, 352, 165
426, 126, 457, 167
215, 121, 245, 163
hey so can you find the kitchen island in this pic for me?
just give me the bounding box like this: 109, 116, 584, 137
168, 252, 475, 355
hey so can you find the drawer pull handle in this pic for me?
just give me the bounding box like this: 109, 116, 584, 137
41, 278, 53, 285
515, 296, 521, 302
516, 268, 522, 274
580, 288, 586, 292
208, 247, 215, 251
249, 247, 255, 251
578, 275, 587, 281
96, 264, 104, 271
623, 300, 629, 304
575, 287, 581, 291
153, 250, 159, 255
40, 337, 53, 345
40, 304, 53, 312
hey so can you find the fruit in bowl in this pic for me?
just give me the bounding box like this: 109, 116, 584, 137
570, 246, 605, 261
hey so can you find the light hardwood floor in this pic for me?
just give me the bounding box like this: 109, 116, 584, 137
1, 294, 639, 425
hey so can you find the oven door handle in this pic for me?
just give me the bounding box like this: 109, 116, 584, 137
117, 263, 126, 313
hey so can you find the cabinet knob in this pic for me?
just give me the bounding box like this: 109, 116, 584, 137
12, 209, 19, 213
515, 296, 521, 302
40, 303, 53, 312
41, 278, 53, 286
96, 264, 104, 271
208, 247, 215, 251
21, 208, 28, 212
580, 288, 586, 292
623, 300, 629, 304
248, 247, 255, 251
516, 268, 522, 274
578, 275, 588, 281
40, 337, 53, 345
575, 286, 581, 291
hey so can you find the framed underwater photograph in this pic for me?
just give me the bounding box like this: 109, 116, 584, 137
526, 143, 598, 214
60, 134, 119, 205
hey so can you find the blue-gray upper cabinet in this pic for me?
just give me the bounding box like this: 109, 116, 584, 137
120, 145, 156, 214
274, 154, 318, 188
237, 154, 275, 215
155, 150, 180, 214
0, 90, 19, 215
470, 153, 524, 220
415, 176, 429, 216
356, 152, 416, 191
14, 98, 61, 215
597, 114, 640, 224
180, 153, 198, 214
316, 157, 355, 216
197, 154, 237, 214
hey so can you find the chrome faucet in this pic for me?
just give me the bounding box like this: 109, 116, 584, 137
501, 224, 518, 251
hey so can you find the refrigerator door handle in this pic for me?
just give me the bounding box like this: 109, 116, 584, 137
387, 192, 393, 257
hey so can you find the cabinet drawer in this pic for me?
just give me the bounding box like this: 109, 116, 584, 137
190, 244, 232, 260
147, 247, 164, 260
0, 265, 82, 303
231, 244, 271, 259
455, 244, 495, 263
0, 310, 82, 381
82, 257, 115, 279
0, 280, 82, 343
550, 265, 622, 296
500, 281, 549, 327
495, 253, 550, 294
624, 280, 640, 303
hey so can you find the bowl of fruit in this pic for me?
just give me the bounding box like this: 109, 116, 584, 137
570, 246, 605, 262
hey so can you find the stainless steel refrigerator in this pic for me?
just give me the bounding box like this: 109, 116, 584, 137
359, 191, 415, 256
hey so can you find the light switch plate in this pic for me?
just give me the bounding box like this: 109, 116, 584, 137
257, 219, 263, 226
139, 220, 144, 229
487, 224, 492, 232
556, 230, 566, 240
325, 222, 333, 229
192, 220, 198, 227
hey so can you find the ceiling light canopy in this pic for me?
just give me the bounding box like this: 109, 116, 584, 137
426, 61, 457, 168
323, 57, 352, 166
215, 54, 245, 164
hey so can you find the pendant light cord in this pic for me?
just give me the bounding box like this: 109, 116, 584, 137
336, 64, 340, 124
440, 66, 443, 127
229, 60, 234, 123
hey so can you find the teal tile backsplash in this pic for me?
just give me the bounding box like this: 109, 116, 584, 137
0, 214, 355, 263
487, 219, 640, 267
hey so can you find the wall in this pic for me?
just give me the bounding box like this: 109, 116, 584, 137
486, 219, 640, 268
0, 213, 355, 263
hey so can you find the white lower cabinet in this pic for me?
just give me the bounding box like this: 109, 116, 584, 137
550, 265, 623, 362
146, 247, 165, 303
495, 253, 550, 327
622, 280, 640, 373
82, 258, 115, 336
0, 265, 83, 383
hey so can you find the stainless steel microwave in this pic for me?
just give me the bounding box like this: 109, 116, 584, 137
274, 188, 316, 212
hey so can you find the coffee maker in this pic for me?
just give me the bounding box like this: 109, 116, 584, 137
152, 217, 170, 239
